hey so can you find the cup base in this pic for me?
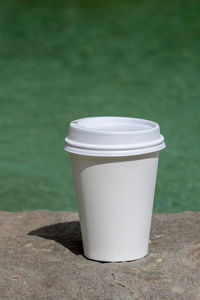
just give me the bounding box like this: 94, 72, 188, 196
83, 251, 148, 263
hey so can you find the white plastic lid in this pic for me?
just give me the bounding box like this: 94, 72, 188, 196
64, 116, 166, 157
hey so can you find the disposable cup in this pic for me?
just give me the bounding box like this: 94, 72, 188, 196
64, 116, 165, 262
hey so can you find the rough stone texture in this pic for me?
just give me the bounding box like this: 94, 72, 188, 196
0, 210, 199, 300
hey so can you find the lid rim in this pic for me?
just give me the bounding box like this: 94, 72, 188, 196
65, 135, 164, 151
64, 142, 166, 157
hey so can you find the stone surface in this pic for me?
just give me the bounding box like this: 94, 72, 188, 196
0, 210, 200, 300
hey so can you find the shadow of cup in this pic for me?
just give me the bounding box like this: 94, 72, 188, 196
28, 221, 83, 255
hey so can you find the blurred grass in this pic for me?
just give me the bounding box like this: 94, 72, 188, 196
0, 0, 200, 212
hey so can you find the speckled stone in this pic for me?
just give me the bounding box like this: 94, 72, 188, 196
0, 210, 199, 300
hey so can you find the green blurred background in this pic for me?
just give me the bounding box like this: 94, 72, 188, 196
0, 0, 199, 212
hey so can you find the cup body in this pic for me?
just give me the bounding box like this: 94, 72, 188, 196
70, 151, 159, 262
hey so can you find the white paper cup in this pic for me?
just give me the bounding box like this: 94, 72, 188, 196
64, 116, 165, 262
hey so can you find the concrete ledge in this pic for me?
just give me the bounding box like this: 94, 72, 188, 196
0, 210, 200, 299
